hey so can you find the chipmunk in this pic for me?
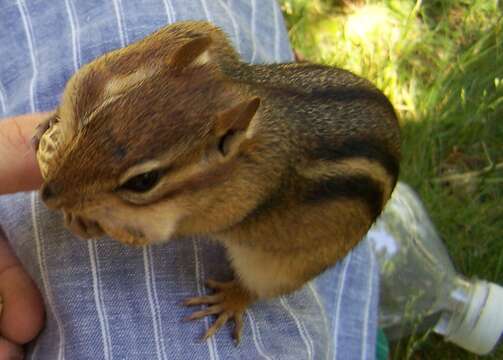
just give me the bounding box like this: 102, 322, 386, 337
34, 21, 400, 343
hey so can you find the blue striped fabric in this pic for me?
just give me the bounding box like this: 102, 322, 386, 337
0, 1, 378, 359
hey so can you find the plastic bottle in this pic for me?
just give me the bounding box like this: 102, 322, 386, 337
366, 182, 503, 355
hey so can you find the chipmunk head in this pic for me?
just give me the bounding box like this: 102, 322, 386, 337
36, 22, 262, 245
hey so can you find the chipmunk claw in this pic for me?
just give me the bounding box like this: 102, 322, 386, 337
184, 279, 253, 344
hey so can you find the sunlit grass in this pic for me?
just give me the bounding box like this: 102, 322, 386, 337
306, 1, 423, 116
280, 0, 503, 359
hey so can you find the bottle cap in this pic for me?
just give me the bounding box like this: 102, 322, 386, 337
445, 280, 503, 355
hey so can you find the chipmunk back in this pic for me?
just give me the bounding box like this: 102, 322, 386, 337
35, 21, 400, 342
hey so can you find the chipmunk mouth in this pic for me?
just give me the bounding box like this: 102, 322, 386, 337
65, 211, 150, 246
102, 224, 150, 247
64, 211, 105, 239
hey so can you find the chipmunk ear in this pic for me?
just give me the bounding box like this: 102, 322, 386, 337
214, 97, 261, 136
168, 35, 213, 69
213, 97, 261, 157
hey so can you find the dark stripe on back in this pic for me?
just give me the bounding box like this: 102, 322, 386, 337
311, 138, 399, 180
243, 63, 397, 116
311, 86, 397, 117
303, 175, 384, 220
237, 172, 385, 228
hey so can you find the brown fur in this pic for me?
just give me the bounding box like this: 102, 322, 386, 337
35, 21, 400, 340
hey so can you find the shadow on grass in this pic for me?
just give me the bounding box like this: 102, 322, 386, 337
394, 18, 503, 360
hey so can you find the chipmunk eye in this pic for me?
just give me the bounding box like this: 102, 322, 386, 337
120, 170, 161, 193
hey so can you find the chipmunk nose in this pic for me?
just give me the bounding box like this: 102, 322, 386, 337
40, 182, 61, 207
41, 183, 55, 201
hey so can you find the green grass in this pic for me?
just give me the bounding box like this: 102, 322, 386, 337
279, 0, 503, 359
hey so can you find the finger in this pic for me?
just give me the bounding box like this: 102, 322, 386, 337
0, 337, 24, 360
0, 233, 45, 344
0, 113, 50, 195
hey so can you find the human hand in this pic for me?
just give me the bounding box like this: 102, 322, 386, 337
0, 113, 46, 359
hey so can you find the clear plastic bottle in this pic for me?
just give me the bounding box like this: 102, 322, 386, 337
366, 182, 503, 355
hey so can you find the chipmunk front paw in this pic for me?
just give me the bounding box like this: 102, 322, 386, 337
64, 211, 104, 239
184, 279, 255, 344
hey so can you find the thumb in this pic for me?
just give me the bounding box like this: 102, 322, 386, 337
0, 229, 45, 344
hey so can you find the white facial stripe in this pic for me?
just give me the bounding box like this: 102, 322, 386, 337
118, 137, 197, 186
81, 93, 127, 127
119, 159, 163, 185
104, 67, 159, 97
82, 67, 160, 128
57, 75, 80, 147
